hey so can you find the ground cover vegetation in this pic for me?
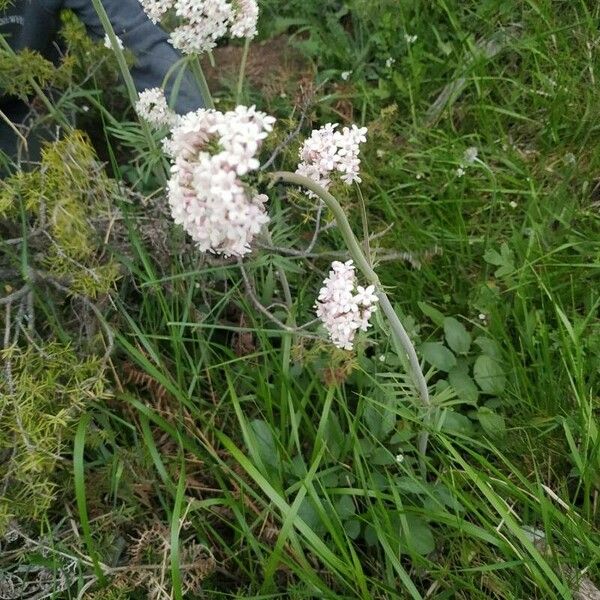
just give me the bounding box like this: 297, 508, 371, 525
0, 0, 599, 598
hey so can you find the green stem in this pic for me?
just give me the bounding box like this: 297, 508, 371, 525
236, 38, 251, 105
90, 0, 166, 185
190, 57, 214, 110
272, 171, 431, 474
271, 172, 431, 409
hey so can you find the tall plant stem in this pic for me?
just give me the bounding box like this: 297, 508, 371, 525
236, 38, 251, 104
271, 171, 431, 466
90, 0, 167, 184
190, 57, 214, 110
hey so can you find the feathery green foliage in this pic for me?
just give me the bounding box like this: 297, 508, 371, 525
0, 342, 111, 531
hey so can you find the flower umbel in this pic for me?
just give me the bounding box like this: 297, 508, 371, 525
139, 0, 259, 55
316, 260, 378, 350
164, 105, 275, 256
296, 123, 367, 197
135, 87, 177, 128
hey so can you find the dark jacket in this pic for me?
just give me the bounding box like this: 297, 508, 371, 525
0, 0, 204, 162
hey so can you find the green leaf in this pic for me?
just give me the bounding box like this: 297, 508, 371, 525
421, 342, 456, 372
249, 419, 278, 468
335, 495, 356, 520
473, 355, 506, 395
448, 368, 479, 404
418, 302, 445, 326
443, 317, 471, 354
402, 515, 436, 555
474, 336, 502, 360
439, 409, 475, 435
363, 390, 396, 441
344, 518, 361, 540
484, 243, 515, 278
477, 407, 506, 437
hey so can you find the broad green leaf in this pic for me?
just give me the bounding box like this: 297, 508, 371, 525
402, 515, 436, 555
443, 317, 471, 354
473, 355, 506, 395
418, 302, 445, 327
335, 495, 356, 520
474, 336, 502, 360
448, 367, 479, 404
477, 407, 506, 437
421, 342, 456, 372
344, 519, 361, 540
439, 409, 475, 435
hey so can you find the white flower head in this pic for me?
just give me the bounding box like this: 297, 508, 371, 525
296, 123, 368, 197
135, 87, 177, 128
139, 0, 259, 54
341, 70, 352, 81
230, 0, 259, 38
138, 0, 175, 23
164, 105, 275, 256
315, 260, 378, 350
385, 57, 396, 68
405, 34, 418, 44
464, 146, 478, 164
104, 33, 124, 50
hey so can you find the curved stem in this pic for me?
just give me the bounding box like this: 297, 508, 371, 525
270, 171, 431, 412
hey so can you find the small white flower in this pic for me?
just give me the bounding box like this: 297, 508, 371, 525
104, 33, 124, 50
404, 34, 418, 44
395, 453, 404, 464
509, 200, 518, 209
456, 167, 465, 177
341, 70, 352, 81
315, 260, 378, 350
385, 57, 396, 68
416, 172, 424, 180
464, 146, 479, 164
379, 354, 386, 362
478, 313, 487, 321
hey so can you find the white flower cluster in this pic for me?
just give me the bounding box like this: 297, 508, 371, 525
296, 123, 367, 195
164, 105, 275, 256
103, 33, 124, 50
138, 0, 259, 54
315, 260, 378, 350
456, 146, 479, 177
138, 0, 173, 23
135, 87, 177, 128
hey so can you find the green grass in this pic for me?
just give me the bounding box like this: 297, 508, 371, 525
1, 0, 599, 598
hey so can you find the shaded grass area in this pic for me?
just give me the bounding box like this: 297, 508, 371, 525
1, 0, 599, 598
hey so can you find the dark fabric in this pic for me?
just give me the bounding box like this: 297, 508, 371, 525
0, 0, 204, 163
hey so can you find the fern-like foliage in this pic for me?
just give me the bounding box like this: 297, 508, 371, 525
0, 342, 111, 532
1, 131, 121, 296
